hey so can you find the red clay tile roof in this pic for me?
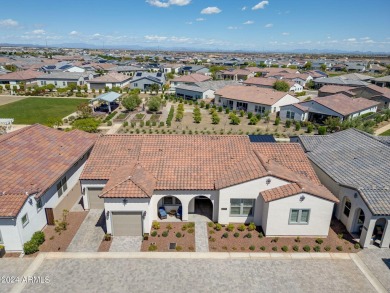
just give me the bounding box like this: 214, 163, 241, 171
0, 124, 97, 217
244, 77, 294, 87
100, 164, 156, 198
0, 193, 30, 218
318, 85, 355, 94
89, 72, 131, 83
82, 135, 335, 202
172, 73, 211, 83
215, 85, 294, 106
0, 69, 41, 81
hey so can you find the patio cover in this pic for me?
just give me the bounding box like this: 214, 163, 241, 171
89, 92, 121, 103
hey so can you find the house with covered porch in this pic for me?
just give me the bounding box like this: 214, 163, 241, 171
296, 129, 390, 248
80, 135, 338, 238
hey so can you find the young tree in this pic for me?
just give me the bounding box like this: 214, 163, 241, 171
46, 117, 63, 128
72, 118, 100, 133
273, 80, 290, 92
320, 64, 327, 71
46, 84, 56, 92
304, 61, 312, 70
122, 94, 142, 111
149, 83, 160, 95
77, 102, 93, 118
147, 96, 162, 112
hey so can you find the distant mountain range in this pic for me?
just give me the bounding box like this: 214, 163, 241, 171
0, 42, 389, 55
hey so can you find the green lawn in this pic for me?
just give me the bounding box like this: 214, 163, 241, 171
0, 97, 86, 124
379, 129, 390, 136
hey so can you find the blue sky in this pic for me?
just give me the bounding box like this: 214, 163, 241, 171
0, 0, 389, 52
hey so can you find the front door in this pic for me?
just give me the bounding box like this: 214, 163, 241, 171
45, 208, 55, 225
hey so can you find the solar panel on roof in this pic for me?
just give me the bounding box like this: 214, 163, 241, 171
156, 73, 162, 77
136, 72, 142, 76
248, 135, 276, 143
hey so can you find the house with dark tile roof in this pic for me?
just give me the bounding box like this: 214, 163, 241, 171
0, 124, 97, 252
80, 135, 338, 238
297, 129, 390, 248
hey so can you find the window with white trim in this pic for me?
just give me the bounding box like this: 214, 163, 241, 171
57, 176, 68, 197
289, 209, 310, 224
286, 111, 295, 119
163, 196, 181, 205
343, 199, 351, 217
230, 199, 255, 216
36, 198, 43, 212
254, 105, 265, 113
21, 213, 29, 227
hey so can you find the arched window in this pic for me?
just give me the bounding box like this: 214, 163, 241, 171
343, 198, 351, 217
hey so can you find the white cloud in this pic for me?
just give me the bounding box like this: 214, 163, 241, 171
227, 26, 238, 30
146, 0, 191, 8
32, 29, 45, 35
185, 21, 193, 25
196, 18, 205, 21
69, 31, 79, 35
0, 19, 19, 27
242, 6, 247, 11
243, 21, 254, 25
360, 37, 370, 40
145, 35, 168, 41
346, 38, 356, 42
265, 23, 273, 28
282, 32, 289, 35
252, 1, 269, 10
201, 7, 221, 14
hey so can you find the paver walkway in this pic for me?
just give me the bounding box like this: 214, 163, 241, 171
66, 210, 105, 252
105, 123, 122, 134
195, 222, 209, 252
109, 236, 142, 252
374, 122, 390, 135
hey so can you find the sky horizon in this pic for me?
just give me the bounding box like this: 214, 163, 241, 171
0, 0, 390, 52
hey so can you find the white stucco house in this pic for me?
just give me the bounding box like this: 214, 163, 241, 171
214, 85, 300, 114
80, 135, 338, 238
0, 124, 96, 252
296, 129, 390, 248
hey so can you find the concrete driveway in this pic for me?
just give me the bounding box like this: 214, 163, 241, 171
109, 236, 142, 252
66, 210, 106, 252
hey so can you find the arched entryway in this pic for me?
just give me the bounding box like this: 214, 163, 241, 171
353, 208, 365, 235
372, 218, 386, 247
189, 196, 213, 220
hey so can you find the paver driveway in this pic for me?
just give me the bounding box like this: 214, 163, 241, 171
21, 258, 375, 293
66, 210, 105, 252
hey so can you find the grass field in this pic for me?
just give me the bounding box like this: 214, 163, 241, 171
0, 97, 86, 124
379, 129, 390, 136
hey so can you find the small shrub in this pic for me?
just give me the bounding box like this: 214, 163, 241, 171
313, 245, 321, 252
324, 246, 331, 251
337, 233, 344, 239
222, 245, 228, 250
258, 232, 264, 239
215, 223, 222, 231
181, 225, 188, 231
176, 245, 183, 251
272, 246, 277, 251
31, 231, 45, 246
23, 241, 39, 255
234, 232, 240, 238
303, 245, 310, 252
295, 236, 301, 243
295, 122, 301, 131
152, 221, 160, 230
187, 228, 194, 234
274, 117, 280, 126
248, 222, 256, 231
232, 246, 237, 251
107, 121, 112, 126
148, 244, 158, 251
225, 108, 230, 114
209, 230, 215, 234
176, 232, 182, 238
307, 124, 313, 133
187, 222, 195, 228
237, 224, 246, 232
281, 246, 288, 252
166, 224, 173, 230
285, 120, 291, 128
189, 246, 195, 251
293, 245, 299, 252
315, 238, 324, 245
318, 126, 327, 135
222, 232, 229, 238
354, 243, 361, 249
260, 246, 266, 251
151, 231, 157, 237
209, 237, 216, 242
226, 224, 235, 232
162, 231, 169, 237
208, 222, 214, 228
336, 246, 343, 251
123, 121, 129, 127
249, 245, 255, 251
271, 237, 279, 243
245, 233, 252, 239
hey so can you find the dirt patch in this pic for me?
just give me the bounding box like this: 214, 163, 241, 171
208, 219, 361, 253
141, 222, 195, 252
98, 238, 112, 252
38, 211, 88, 253
0, 95, 27, 106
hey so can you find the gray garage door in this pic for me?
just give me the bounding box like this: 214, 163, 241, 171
112, 212, 142, 236
88, 188, 104, 209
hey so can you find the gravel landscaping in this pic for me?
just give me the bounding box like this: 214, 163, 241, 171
141, 222, 196, 252
207, 219, 361, 253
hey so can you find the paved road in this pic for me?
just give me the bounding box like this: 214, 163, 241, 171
0, 259, 33, 293
66, 210, 105, 252
20, 257, 375, 293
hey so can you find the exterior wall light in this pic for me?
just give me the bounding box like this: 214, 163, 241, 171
106, 211, 110, 219
123, 198, 128, 205
266, 178, 271, 185
28, 198, 33, 205
142, 211, 147, 218
300, 195, 305, 202
354, 193, 358, 199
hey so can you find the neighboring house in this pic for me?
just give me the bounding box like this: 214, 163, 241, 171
80, 135, 338, 238
37, 72, 95, 88
129, 72, 166, 91
350, 84, 390, 110
296, 129, 390, 248
0, 124, 96, 252
216, 69, 255, 81
160, 63, 181, 74
170, 73, 212, 88
244, 77, 303, 93
41, 62, 85, 73
0, 70, 41, 87
371, 75, 390, 88
280, 94, 379, 123
88, 72, 132, 90
214, 85, 299, 113
318, 85, 356, 97
179, 65, 210, 75
345, 62, 366, 72
108, 66, 146, 77
314, 77, 369, 88
175, 80, 238, 100
368, 64, 387, 74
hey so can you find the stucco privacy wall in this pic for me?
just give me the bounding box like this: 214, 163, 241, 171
263, 193, 334, 236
